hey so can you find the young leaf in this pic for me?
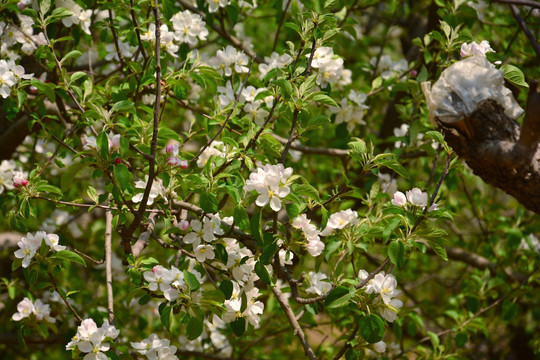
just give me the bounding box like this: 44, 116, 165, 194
359, 314, 385, 343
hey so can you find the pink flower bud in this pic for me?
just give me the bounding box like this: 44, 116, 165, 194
178, 220, 190, 231
17, 2, 26, 10
13, 172, 28, 188
115, 158, 122, 165
168, 157, 180, 166
179, 160, 188, 169
409, 70, 418, 77
166, 144, 175, 154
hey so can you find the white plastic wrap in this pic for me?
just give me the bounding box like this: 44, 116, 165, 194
422, 55, 524, 124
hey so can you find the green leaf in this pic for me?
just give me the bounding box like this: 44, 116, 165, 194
70, 71, 88, 83
254, 262, 272, 285
49, 7, 72, 21
35, 184, 63, 196
500, 64, 529, 89
114, 164, 134, 192
160, 305, 173, 331
50, 250, 86, 267
359, 314, 385, 343
61, 162, 87, 191
260, 243, 278, 265
111, 100, 135, 113
307, 92, 339, 107
158, 127, 183, 145
250, 211, 262, 245
187, 316, 203, 340
230, 317, 246, 336
427, 237, 448, 261
40, 0, 51, 15
455, 331, 468, 348
184, 271, 201, 291
31, 79, 56, 102
379, 159, 409, 179
324, 286, 349, 308
220, 280, 233, 300
428, 331, 440, 348
388, 241, 405, 267
233, 205, 250, 232
60, 50, 82, 65
200, 192, 218, 213
273, 78, 293, 99
293, 183, 320, 201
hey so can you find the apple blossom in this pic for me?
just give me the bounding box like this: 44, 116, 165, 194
12, 297, 35, 321
391, 191, 407, 207
406, 188, 428, 207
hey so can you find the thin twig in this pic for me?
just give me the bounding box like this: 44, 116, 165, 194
273, 0, 292, 52
47, 271, 83, 323
191, 57, 255, 165
507, 3, 540, 60
272, 286, 318, 360
104, 206, 115, 324
492, 0, 540, 8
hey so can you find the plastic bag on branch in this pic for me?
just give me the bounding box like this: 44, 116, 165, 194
422, 55, 523, 124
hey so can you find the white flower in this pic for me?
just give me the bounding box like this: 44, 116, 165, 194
14, 232, 45, 268
217, 80, 236, 107
44, 233, 66, 252
144, 265, 174, 292
0, 59, 16, 98
244, 164, 293, 212
183, 217, 218, 245
519, 234, 540, 252
258, 52, 292, 78
0, 160, 16, 194
209, 45, 249, 76
171, 10, 208, 46
378, 173, 397, 195
132, 176, 166, 205
12, 297, 35, 321
107, 132, 120, 151
207, 0, 230, 13
379, 297, 403, 322
393, 123, 409, 148
132, 334, 178, 360
306, 239, 325, 256
77, 332, 109, 360
460, 40, 494, 58
278, 249, 294, 266
194, 243, 215, 262
33, 299, 56, 323
391, 191, 407, 207
82, 135, 98, 150
406, 188, 428, 207
197, 141, 226, 168
373, 340, 386, 353
320, 209, 358, 236
305, 272, 332, 296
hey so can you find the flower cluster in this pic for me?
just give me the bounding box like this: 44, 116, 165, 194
165, 143, 188, 168
183, 215, 226, 262
14, 231, 66, 268
305, 271, 332, 295
320, 209, 359, 236
132, 176, 167, 205
359, 270, 403, 322
460, 40, 494, 58
244, 163, 293, 212
66, 318, 120, 360
170, 10, 208, 46
391, 188, 431, 209
0, 160, 26, 193
208, 45, 250, 76
207, 0, 231, 13
222, 280, 265, 328
131, 333, 179, 360
12, 297, 55, 323
371, 55, 409, 80
56, 0, 108, 35
214, 237, 259, 285
0, 59, 33, 98
0, 14, 46, 59
258, 51, 293, 79
217, 82, 272, 125
197, 141, 230, 168
143, 264, 200, 301
330, 90, 369, 132
292, 214, 324, 256
309, 46, 351, 88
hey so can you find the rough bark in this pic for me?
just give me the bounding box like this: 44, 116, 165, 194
435, 96, 540, 214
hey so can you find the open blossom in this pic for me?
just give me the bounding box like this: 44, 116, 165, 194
44, 233, 66, 252
244, 164, 293, 212
171, 10, 208, 46
309, 47, 351, 88
0, 59, 32, 98
209, 45, 249, 76
132, 176, 166, 205
406, 188, 428, 207
0, 160, 16, 194
391, 191, 407, 207
258, 51, 292, 78
320, 209, 359, 236
305, 271, 332, 296
460, 40, 494, 58
292, 214, 324, 256
132, 333, 180, 360
14, 232, 44, 267
67, 319, 119, 360
12, 297, 35, 321
371, 55, 409, 80
360, 270, 402, 322
207, 0, 230, 13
